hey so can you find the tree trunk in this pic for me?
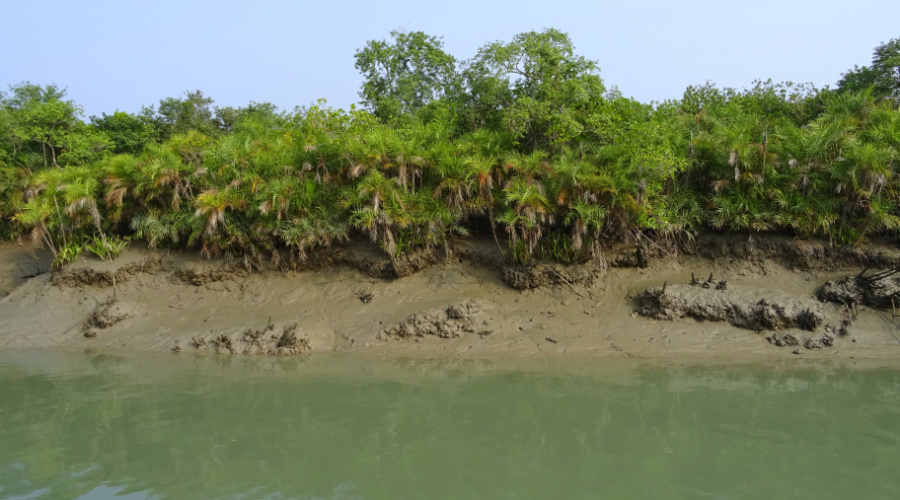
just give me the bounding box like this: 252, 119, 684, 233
53, 195, 68, 247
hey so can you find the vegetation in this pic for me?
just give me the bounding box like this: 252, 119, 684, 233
1, 31, 899, 266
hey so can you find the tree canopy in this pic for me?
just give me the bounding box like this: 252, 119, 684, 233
0, 82, 110, 168
462, 29, 606, 149
354, 30, 457, 122
838, 37, 900, 104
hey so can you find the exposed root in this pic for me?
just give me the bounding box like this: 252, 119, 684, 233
82, 299, 136, 338
355, 290, 374, 303
817, 270, 900, 310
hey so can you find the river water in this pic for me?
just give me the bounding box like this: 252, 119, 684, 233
0, 351, 898, 499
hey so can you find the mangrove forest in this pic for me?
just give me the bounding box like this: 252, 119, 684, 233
1, 30, 899, 268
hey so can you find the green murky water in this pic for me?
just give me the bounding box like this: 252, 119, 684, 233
1, 352, 899, 499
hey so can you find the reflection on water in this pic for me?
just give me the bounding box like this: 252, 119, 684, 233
1, 352, 899, 500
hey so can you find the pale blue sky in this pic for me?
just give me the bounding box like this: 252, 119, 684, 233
2, 0, 898, 117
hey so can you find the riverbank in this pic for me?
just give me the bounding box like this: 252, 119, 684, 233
1, 234, 899, 360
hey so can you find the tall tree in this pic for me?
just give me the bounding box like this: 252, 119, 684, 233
91, 111, 158, 155
354, 30, 458, 122
462, 29, 606, 149
149, 90, 220, 140
0, 83, 110, 168
838, 37, 900, 105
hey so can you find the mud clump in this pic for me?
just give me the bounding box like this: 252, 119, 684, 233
634, 283, 825, 332
607, 242, 670, 268
503, 264, 596, 290
83, 300, 136, 337
211, 333, 234, 353
502, 265, 543, 289
379, 301, 489, 340
765, 331, 834, 349
803, 334, 835, 349
262, 324, 312, 356
55, 257, 162, 288
391, 249, 444, 278
816, 270, 900, 309
191, 323, 310, 355
351, 259, 396, 280
765, 332, 800, 347
337, 245, 445, 280
177, 263, 250, 286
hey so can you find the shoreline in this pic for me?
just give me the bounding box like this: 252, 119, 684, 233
2, 234, 899, 361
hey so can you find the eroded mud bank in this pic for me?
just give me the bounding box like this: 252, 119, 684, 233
1, 234, 899, 360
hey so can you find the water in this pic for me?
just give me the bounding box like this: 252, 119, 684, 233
0, 352, 899, 500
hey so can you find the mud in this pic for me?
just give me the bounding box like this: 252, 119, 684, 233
634, 283, 825, 332
0, 245, 51, 297
378, 301, 490, 340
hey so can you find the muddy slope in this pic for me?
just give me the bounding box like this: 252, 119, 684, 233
1, 234, 899, 360
0, 244, 52, 297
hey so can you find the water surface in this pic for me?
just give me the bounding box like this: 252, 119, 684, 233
1, 352, 898, 499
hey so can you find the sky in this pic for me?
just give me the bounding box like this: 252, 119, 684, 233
2, 0, 898, 118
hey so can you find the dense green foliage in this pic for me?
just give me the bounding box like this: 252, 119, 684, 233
838, 37, 900, 104
2, 30, 899, 266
